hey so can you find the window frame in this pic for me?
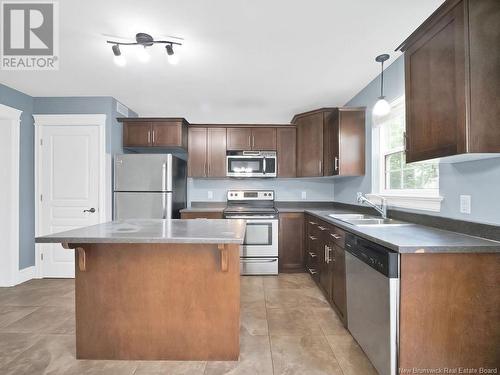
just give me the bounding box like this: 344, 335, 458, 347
374, 96, 443, 211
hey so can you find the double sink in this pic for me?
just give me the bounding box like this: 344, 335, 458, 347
328, 213, 413, 227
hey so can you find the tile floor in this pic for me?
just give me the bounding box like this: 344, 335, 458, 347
0, 273, 377, 375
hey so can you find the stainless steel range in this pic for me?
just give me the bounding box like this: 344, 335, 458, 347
223, 190, 278, 275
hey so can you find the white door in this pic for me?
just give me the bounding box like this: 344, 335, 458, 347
39, 125, 101, 278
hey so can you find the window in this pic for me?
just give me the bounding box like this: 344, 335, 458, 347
374, 97, 442, 211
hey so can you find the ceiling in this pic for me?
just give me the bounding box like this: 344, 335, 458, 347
0, 0, 444, 123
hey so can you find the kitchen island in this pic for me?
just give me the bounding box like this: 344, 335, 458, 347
36, 219, 246, 361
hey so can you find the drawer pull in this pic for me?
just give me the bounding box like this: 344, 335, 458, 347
308, 235, 317, 241
307, 267, 318, 275
318, 226, 327, 231
331, 234, 342, 239
308, 251, 317, 258
308, 221, 317, 225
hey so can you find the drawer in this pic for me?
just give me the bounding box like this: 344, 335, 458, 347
305, 249, 318, 267
240, 258, 278, 275
306, 265, 319, 281
329, 226, 345, 248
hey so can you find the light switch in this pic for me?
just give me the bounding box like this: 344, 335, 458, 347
207, 191, 214, 200
460, 195, 471, 214
301, 191, 307, 200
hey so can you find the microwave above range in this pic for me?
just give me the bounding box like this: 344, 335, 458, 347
226, 151, 277, 178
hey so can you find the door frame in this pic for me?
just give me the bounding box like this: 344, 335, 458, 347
0, 104, 22, 287
34, 114, 108, 278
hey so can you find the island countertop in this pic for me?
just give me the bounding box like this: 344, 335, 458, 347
35, 219, 246, 244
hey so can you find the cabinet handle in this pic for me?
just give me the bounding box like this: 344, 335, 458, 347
152, 130, 155, 144
204, 162, 207, 177
334, 157, 339, 171
318, 226, 327, 231
307, 267, 318, 275
248, 135, 251, 148
252, 135, 255, 149
147, 130, 151, 144
308, 235, 317, 241
331, 233, 341, 239
319, 160, 322, 175
308, 221, 317, 225
308, 251, 317, 258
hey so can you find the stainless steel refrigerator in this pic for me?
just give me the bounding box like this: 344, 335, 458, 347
113, 154, 186, 220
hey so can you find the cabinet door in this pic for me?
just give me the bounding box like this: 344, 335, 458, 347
252, 128, 276, 150
207, 128, 227, 177
226, 128, 252, 150
188, 128, 207, 177
404, 1, 466, 162
296, 113, 323, 177
338, 109, 365, 176
152, 122, 183, 147
332, 244, 347, 322
123, 122, 152, 147
278, 213, 305, 272
317, 225, 332, 299
277, 128, 296, 177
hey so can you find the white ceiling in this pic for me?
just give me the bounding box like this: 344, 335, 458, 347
0, 0, 444, 123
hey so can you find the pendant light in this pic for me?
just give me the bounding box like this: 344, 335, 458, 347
372, 54, 391, 119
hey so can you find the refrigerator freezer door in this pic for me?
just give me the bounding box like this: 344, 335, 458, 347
114, 154, 173, 192
114, 192, 172, 220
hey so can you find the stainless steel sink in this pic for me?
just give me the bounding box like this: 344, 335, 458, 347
328, 214, 413, 227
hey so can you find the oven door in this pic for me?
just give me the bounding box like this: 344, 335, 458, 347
225, 216, 278, 257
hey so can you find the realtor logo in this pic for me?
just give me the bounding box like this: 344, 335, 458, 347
1, 1, 59, 70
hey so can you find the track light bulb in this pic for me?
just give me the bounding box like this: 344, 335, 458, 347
137, 46, 150, 63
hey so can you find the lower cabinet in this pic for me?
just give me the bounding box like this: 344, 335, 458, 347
180, 211, 223, 219
305, 214, 347, 326
278, 213, 305, 272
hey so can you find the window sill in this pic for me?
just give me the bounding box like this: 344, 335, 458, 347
366, 193, 443, 212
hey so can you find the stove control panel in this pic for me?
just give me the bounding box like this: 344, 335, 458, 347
227, 190, 274, 201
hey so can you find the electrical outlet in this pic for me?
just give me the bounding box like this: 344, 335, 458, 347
207, 191, 214, 200
460, 195, 471, 214
301, 191, 307, 200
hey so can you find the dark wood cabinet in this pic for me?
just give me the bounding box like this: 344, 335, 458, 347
293, 108, 365, 177
180, 211, 224, 219
226, 128, 252, 150
226, 127, 277, 151
276, 127, 296, 177
304, 214, 347, 326
123, 122, 152, 147
121, 118, 188, 149
251, 128, 276, 150
187, 128, 208, 177
188, 127, 226, 178
397, 0, 500, 162
278, 213, 304, 272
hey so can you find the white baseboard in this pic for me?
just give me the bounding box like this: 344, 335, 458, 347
17, 266, 37, 285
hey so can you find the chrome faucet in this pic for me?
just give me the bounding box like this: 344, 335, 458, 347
356, 192, 388, 219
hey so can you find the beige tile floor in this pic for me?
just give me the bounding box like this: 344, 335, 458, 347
0, 274, 377, 375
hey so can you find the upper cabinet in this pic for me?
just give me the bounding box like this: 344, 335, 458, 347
293, 108, 365, 177
120, 118, 188, 149
226, 127, 277, 151
397, 0, 500, 162
188, 127, 227, 178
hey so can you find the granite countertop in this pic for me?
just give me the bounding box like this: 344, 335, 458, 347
305, 209, 500, 254
35, 219, 246, 244
180, 201, 500, 254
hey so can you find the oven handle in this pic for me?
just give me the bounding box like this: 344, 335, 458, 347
225, 216, 277, 220
263, 157, 266, 175
240, 258, 277, 263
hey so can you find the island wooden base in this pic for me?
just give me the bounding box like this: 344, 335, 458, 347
71, 242, 240, 360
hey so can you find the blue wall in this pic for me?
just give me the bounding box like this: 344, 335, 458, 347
0, 84, 136, 270
338, 56, 500, 225
0, 84, 35, 269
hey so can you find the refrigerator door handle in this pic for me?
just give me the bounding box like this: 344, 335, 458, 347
163, 192, 172, 219
162, 162, 167, 192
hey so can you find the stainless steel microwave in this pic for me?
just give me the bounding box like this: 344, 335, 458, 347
226, 151, 277, 177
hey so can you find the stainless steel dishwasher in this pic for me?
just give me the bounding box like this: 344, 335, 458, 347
345, 233, 399, 375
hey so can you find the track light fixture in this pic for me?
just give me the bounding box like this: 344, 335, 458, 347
107, 33, 182, 66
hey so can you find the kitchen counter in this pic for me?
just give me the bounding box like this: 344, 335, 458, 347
180, 202, 500, 253
35, 219, 246, 244
35, 219, 243, 361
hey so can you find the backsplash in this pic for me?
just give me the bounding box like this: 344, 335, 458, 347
187, 178, 335, 203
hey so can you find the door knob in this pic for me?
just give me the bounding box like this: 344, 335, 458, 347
83, 208, 96, 213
